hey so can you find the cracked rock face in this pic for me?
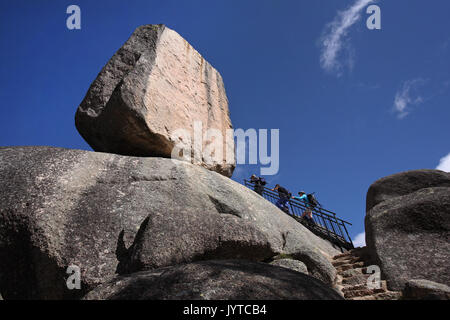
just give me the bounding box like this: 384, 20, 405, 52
75, 24, 235, 177
83, 260, 343, 300
0, 146, 339, 299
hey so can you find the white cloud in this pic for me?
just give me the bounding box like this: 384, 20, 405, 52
353, 232, 366, 248
436, 153, 450, 172
393, 78, 427, 119
319, 0, 374, 76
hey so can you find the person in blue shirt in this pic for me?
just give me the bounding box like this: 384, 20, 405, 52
292, 191, 314, 223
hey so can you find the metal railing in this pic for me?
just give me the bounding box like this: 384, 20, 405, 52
244, 180, 354, 250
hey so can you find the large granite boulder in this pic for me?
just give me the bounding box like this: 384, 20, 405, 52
402, 279, 450, 300
83, 260, 343, 300
365, 171, 450, 291
366, 169, 450, 211
75, 24, 235, 177
0, 146, 339, 299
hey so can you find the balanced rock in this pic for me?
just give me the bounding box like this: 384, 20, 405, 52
365, 171, 450, 291
83, 260, 343, 300
75, 24, 235, 177
0, 146, 339, 299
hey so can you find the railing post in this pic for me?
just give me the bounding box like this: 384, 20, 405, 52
342, 223, 354, 248
320, 212, 334, 241
243, 179, 353, 249
335, 216, 346, 240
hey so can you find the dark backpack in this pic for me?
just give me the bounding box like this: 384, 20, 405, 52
278, 186, 290, 199
307, 193, 319, 208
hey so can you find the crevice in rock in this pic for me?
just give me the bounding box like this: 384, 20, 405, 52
208, 195, 241, 217
96, 175, 177, 185
116, 216, 150, 275
281, 232, 288, 251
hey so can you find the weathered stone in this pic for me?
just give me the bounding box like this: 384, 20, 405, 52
365, 187, 450, 291
366, 170, 450, 212
341, 268, 364, 278
333, 247, 404, 300
341, 272, 368, 286
0, 146, 339, 299
83, 260, 343, 300
75, 24, 235, 177
284, 246, 338, 285
351, 291, 401, 300
119, 210, 274, 274
402, 279, 450, 300
270, 259, 308, 274
343, 287, 385, 299
124, 216, 338, 287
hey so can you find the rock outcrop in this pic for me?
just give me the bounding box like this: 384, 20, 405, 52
0, 146, 339, 300
83, 260, 343, 300
365, 170, 450, 291
270, 258, 308, 275
366, 169, 450, 212
75, 24, 235, 177
402, 279, 450, 300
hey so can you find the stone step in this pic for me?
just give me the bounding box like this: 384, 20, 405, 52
342, 284, 368, 293
341, 267, 366, 278
344, 287, 386, 299
342, 280, 388, 293
350, 291, 402, 301
336, 261, 365, 272
332, 246, 398, 300
342, 274, 370, 286
336, 264, 355, 272
332, 252, 353, 260
332, 257, 364, 267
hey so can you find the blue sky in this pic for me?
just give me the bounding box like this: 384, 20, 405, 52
1, 0, 449, 246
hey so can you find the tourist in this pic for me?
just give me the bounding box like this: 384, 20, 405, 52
250, 174, 266, 196
293, 191, 315, 224
272, 184, 291, 214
